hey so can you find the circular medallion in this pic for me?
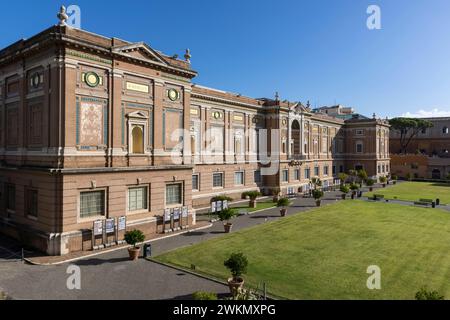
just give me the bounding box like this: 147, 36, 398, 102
213, 111, 223, 120
85, 72, 100, 88
31, 73, 41, 88
168, 89, 179, 101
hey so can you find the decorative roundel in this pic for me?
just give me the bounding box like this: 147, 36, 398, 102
213, 111, 223, 120
85, 72, 100, 88
252, 117, 259, 124
31, 73, 41, 88
168, 89, 179, 101
282, 119, 288, 126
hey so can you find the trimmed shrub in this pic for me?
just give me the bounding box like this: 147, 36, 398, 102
193, 291, 218, 300
211, 195, 233, 203
415, 287, 444, 300
312, 189, 324, 200
124, 230, 145, 248
277, 198, 290, 207
217, 208, 236, 222
224, 252, 248, 280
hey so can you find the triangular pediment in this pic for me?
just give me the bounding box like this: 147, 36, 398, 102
113, 42, 168, 66
127, 110, 148, 119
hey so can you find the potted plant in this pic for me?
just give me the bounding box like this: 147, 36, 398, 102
391, 175, 398, 185
218, 208, 236, 233
350, 183, 359, 199
379, 176, 387, 187
340, 184, 350, 200
366, 178, 375, 192
277, 198, 290, 217
272, 188, 281, 202
224, 252, 248, 296
124, 229, 145, 261
357, 170, 368, 188
312, 189, 324, 206
243, 191, 261, 209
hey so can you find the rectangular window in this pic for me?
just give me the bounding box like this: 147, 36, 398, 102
192, 174, 199, 191
128, 186, 148, 212
234, 172, 244, 185
80, 190, 105, 218
6, 184, 15, 212
324, 166, 329, 176
314, 166, 320, 176
282, 170, 289, 182
294, 169, 300, 180
26, 189, 38, 218
339, 165, 344, 173
355, 129, 364, 135
166, 183, 182, 206
304, 168, 311, 179
356, 142, 363, 153
254, 170, 262, 183
332, 166, 336, 175
213, 173, 224, 188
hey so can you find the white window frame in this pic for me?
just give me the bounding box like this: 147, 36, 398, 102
165, 183, 183, 208
212, 172, 224, 189
127, 185, 149, 214
234, 171, 245, 186
78, 189, 107, 222
192, 174, 200, 192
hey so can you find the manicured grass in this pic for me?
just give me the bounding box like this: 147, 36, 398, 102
197, 200, 276, 221
156, 201, 450, 299
366, 182, 450, 204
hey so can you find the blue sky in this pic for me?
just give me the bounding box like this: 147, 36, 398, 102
2, 0, 450, 118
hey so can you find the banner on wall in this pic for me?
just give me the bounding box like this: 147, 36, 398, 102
222, 200, 228, 210
211, 202, 217, 213
173, 208, 181, 220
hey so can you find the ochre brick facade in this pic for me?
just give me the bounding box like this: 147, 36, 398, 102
0, 25, 390, 255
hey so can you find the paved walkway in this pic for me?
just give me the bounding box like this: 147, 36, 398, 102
0, 184, 390, 300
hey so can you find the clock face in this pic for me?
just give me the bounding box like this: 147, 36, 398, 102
85, 72, 100, 87
168, 89, 179, 101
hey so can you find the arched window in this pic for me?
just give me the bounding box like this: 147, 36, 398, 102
132, 126, 144, 154
443, 127, 449, 134
291, 120, 300, 155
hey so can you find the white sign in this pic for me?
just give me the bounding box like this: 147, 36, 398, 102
223, 200, 228, 210
173, 208, 181, 220
164, 209, 172, 222
93, 220, 103, 236
105, 218, 115, 234
217, 201, 223, 212
182, 207, 188, 218
118, 216, 126, 231
211, 202, 217, 213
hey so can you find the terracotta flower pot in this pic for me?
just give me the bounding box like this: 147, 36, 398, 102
315, 200, 321, 207
280, 208, 287, 217
369, 187, 373, 192
128, 247, 140, 261
341, 194, 347, 200
224, 223, 233, 233
228, 277, 245, 296
382, 184, 386, 188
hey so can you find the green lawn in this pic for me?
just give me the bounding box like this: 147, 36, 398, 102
197, 200, 276, 221
156, 201, 450, 299
366, 182, 450, 204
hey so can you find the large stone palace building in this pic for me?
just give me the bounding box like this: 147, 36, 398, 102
390, 117, 450, 180
0, 24, 390, 255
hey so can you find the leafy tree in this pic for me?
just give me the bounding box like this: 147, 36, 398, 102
390, 118, 433, 154
338, 173, 348, 183
357, 170, 368, 183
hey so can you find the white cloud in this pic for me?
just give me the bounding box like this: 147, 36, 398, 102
401, 108, 450, 118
